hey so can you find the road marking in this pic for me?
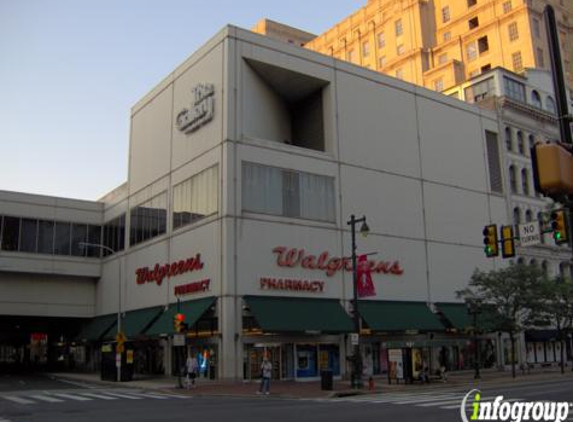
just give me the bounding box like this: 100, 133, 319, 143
28, 394, 64, 403
79, 392, 119, 400
441, 398, 521, 410
101, 392, 143, 400
2, 396, 35, 404
128, 393, 169, 399
150, 393, 190, 399
393, 395, 461, 404
52, 393, 93, 401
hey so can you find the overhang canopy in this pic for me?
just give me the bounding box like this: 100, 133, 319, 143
76, 314, 117, 342
359, 301, 444, 332
244, 296, 354, 333
436, 303, 500, 332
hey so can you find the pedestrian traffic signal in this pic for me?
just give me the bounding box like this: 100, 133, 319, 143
500, 225, 515, 258
550, 209, 568, 244
174, 313, 186, 333
483, 224, 499, 257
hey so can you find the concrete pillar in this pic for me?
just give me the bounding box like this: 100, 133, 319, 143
219, 295, 240, 380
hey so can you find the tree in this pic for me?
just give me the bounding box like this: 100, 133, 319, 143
457, 263, 546, 378
531, 278, 573, 374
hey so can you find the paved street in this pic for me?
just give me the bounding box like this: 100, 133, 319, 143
0, 374, 571, 422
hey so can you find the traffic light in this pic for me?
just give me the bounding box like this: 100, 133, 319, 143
500, 225, 516, 258
174, 313, 185, 333
483, 224, 499, 257
531, 143, 573, 196
550, 209, 569, 244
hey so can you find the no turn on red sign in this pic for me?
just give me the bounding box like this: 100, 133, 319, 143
519, 222, 541, 247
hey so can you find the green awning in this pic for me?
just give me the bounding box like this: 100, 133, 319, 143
245, 296, 354, 333
359, 301, 444, 331
144, 297, 216, 336
117, 306, 164, 338
437, 303, 499, 332
76, 314, 117, 342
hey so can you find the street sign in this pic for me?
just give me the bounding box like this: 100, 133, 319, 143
173, 334, 186, 346
350, 333, 359, 346
519, 222, 541, 247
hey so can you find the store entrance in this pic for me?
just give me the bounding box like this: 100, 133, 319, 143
244, 344, 294, 380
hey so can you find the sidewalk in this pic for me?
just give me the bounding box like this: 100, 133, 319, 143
48, 366, 573, 399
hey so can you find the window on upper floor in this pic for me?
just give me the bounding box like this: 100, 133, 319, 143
395, 19, 403, 36
522, 168, 530, 196
468, 0, 477, 7
434, 78, 444, 92
513, 206, 521, 223
442, 6, 451, 23
242, 162, 336, 223
0, 215, 102, 257
396, 68, 404, 79
397, 44, 405, 55
378, 32, 386, 48
486, 131, 504, 194
528, 134, 536, 151
531, 90, 542, 108
464, 77, 495, 103
102, 214, 126, 256
502, 1, 512, 14
525, 209, 533, 222
379, 56, 386, 68
512, 51, 523, 72
505, 127, 513, 151
547, 96, 557, 114
467, 42, 477, 61
173, 165, 219, 231
481, 64, 492, 73
478, 36, 489, 53
509, 166, 519, 194
347, 49, 355, 63
129, 192, 167, 247
504, 77, 526, 102
508, 22, 519, 41
517, 131, 525, 154
438, 53, 448, 64
444, 31, 451, 42
362, 41, 370, 57
469, 17, 480, 30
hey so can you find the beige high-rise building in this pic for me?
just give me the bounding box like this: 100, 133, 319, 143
294, 0, 573, 91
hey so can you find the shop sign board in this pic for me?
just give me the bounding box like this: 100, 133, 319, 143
388, 349, 404, 380
350, 333, 359, 346
176, 83, 215, 134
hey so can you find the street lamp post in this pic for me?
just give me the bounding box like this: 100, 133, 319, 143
347, 214, 369, 389
79, 242, 122, 382
467, 301, 482, 380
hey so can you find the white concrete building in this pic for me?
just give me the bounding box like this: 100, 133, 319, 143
0, 26, 510, 381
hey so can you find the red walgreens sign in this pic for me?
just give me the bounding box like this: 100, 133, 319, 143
136, 253, 204, 286
272, 247, 403, 277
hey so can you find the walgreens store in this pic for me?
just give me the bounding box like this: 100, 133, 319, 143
0, 26, 508, 381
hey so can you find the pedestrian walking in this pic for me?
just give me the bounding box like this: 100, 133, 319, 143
185, 353, 199, 389
257, 357, 272, 395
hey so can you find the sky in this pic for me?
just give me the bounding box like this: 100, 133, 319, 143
0, 0, 361, 201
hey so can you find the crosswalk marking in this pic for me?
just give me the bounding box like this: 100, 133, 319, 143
393, 395, 460, 404
52, 393, 93, 401
28, 395, 64, 403
128, 393, 169, 400
2, 396, 35, 404
79, 392, 119, 400
99, 392, 143, 400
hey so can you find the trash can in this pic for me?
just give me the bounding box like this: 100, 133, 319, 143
320, 370, 333, 390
